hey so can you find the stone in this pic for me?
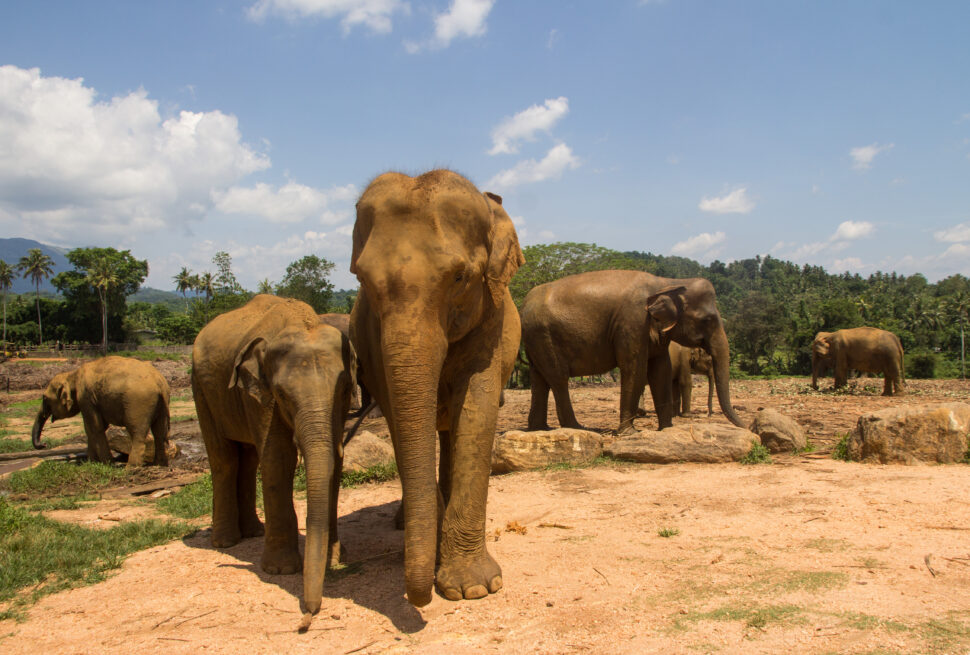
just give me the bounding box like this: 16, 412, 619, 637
748, 409, 807, 453
850, 403, 970, 465
491, 429, 604, 474
343, 430, 395, 472
106, 426, 180, 464
604, 424, 761, 464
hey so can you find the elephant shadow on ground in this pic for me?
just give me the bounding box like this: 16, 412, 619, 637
182, 499, 427, 633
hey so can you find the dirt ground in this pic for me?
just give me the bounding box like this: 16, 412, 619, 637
3, 360, 970, 654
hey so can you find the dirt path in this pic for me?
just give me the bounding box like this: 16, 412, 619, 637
3, 376, 970, 653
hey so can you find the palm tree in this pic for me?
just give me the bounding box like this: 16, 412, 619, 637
256, 278, 274, 295
173, 267, 194, 311
87, 256, 119, 355
196, 271, 214, 323
17, 248, 54, 345
0, 260, 13, 353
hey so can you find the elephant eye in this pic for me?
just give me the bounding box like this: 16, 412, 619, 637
455, 272, 464, 283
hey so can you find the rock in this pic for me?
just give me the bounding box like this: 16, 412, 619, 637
748, 409, 807, 453
605, 424, 761, 464
850, 403, 970, 465
491, 429, 604, 474
106, 426, 180, 464
343, 430, 395, 472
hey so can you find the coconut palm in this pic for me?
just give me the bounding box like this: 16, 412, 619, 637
173, 267, 194, 310
0, 260, 13, 352
196, 271, 215, 322
17, 248, 55, 345
256, 278, 274, 295
87, 256, 119, 354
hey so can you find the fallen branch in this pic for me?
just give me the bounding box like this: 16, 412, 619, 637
345, 640, 378, 654
537, 523, 574, 530
592, 567, 610, 584
924, 554, 938, 578
175, 609, 217, 627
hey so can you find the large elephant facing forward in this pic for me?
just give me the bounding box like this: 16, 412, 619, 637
32, 356, 170, 468
350, 170, 524, 607
521, 270, 744, 434
192, 295, 356, 616
812, 327, 904, 395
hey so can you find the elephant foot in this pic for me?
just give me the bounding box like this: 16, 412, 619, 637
211, 527, 242, 549
616, 424, 637, 437
527, 421, 551, 432
435, 551, 503, 601
240, 516, 265, 539
261, 544, 302, 575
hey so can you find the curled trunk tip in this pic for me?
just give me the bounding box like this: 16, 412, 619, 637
32, 411, 49, 449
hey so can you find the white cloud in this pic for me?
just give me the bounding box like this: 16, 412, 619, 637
671, 231, 726, 257
213, 182, 357, 224
546, 28, 560, 49
850, 142, 894, 170
833, 220, 874, 240
934, 223, 970, 243
246, 0, 409, 34
404, 0, 493, 51
486, 143, 580, 189
698, 187, 754, 214
488, 97, 569, 155
0, 65, 269, 244
833, 257, 864, 271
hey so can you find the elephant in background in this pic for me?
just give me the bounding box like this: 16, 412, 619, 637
32, 356, 170, 468
521, 270, 744, 435
192, 295, 356, 616
670, 341, 714, 417
350, 169, 523, 607
811, 327, 904, 395
319, 312, 373, 413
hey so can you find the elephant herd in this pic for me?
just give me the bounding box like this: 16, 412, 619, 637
28, 169, 907, 622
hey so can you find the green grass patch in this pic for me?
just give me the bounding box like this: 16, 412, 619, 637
170, 414, 197, 424
658, 527, 680, 538
832, 433, 853, 461
803, 538, 850, 553
0, 434, 76, 453
740, 443, 772, 465
0, 497, 192, 621
796, 440, 817, 454
1, 460, 128, 497
155, 474, 212, 519
774, 570, 848, 593
5, 399, 40, 420
676, 603, 804, 631
340, 461, 398, 488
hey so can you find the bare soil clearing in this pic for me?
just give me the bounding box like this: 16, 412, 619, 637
3, 361, 970, 654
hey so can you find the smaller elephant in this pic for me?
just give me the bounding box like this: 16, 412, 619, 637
670, 342, 714, 417
32, 356, 170, 468
811, 327, 904, 396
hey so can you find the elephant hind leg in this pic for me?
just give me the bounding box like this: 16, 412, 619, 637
527, 368, 552, 431
150, 406, 170, 466
237, 442, 264, 539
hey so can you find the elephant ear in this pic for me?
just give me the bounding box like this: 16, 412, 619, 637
483, 191, 525, 305
229, 337, 272, 408
57, 380, 76, 414
646, 286, 688, 333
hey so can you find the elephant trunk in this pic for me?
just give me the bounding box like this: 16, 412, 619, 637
383, 326, 446, 608
295, 411, 336, 616
32, 406, 50, 449
707, 324, 744, 427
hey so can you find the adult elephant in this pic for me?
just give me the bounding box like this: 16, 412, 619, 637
670, 342, 714, 417
350, 169, 524, 607
319, 312, 373, 412
192, 295, 356, 616
521, 270, 744, 434
32, 356, 170, 468
811, 327, 904, 395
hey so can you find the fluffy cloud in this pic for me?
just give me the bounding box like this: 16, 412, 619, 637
833, 220, 874, 240
0, 65, 269, 243
850, 142, 894, 170
698, 187, 754, 214
833, 257, 864, 272
671, 231, 725, 257
488, 97, 569, 155
405, 0, 493, 52
213, 182, 357, 224
934, 223, 970, 243
246, 0, 409, 34
784, 220, 876, 261
485, 143, 580, 189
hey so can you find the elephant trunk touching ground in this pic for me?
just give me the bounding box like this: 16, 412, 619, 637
382, 326, 446, 608
294, 409, 337, 615
704, 324, 744, 427
31, 404, 51, 449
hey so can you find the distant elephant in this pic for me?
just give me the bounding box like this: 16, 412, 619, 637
350, 169, 524, 607
811, 327, 904, 395
319, 312, 375, 414
192, 295, 356, 616
31, 356, 170, 468
670, 341, 714, 417
521, 270, 744, 434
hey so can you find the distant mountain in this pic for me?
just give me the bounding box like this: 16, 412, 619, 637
0, 238, 71, 294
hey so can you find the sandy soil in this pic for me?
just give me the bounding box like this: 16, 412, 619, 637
3, 365, 970, 654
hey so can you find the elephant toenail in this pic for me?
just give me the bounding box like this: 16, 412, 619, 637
441, 587, 462, 601
488, 576, 503, 593
464, 584, 488, 599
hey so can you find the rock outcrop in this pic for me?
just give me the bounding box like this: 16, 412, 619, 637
850, 403, 970, 464
492, 429, 604, 474
748, 409, 807, 453
605, 424, 761, 464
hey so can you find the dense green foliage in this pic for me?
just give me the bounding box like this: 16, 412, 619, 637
275, 254, 336, 313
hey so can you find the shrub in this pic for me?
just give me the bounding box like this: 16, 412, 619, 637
907, 352, 937, 379
832, 433, 852, 461
740, 443, 772, 465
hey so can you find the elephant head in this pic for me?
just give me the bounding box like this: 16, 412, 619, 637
350, 170, 523, 606
32, 372, 79, 449
663, 278, 744, 427
229, 324, 355, 615
811, 332, 834, 389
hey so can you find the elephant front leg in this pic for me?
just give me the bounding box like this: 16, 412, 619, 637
617, 364, 647, 435
647, 355, 674, 430
260, 428, 301, 575
435, 381, 503, 601
81, 412, 113, 463
237, 443, 265, 539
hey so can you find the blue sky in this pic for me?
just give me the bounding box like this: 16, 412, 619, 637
1, 1, 969, 291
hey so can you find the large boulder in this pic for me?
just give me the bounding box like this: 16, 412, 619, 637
850, 403, 970, 464
106, 426, 180, 464
748, 409, 807, 453
605, 424, 761, 464
343, 430, 395, 472
492, 429, 604, 474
